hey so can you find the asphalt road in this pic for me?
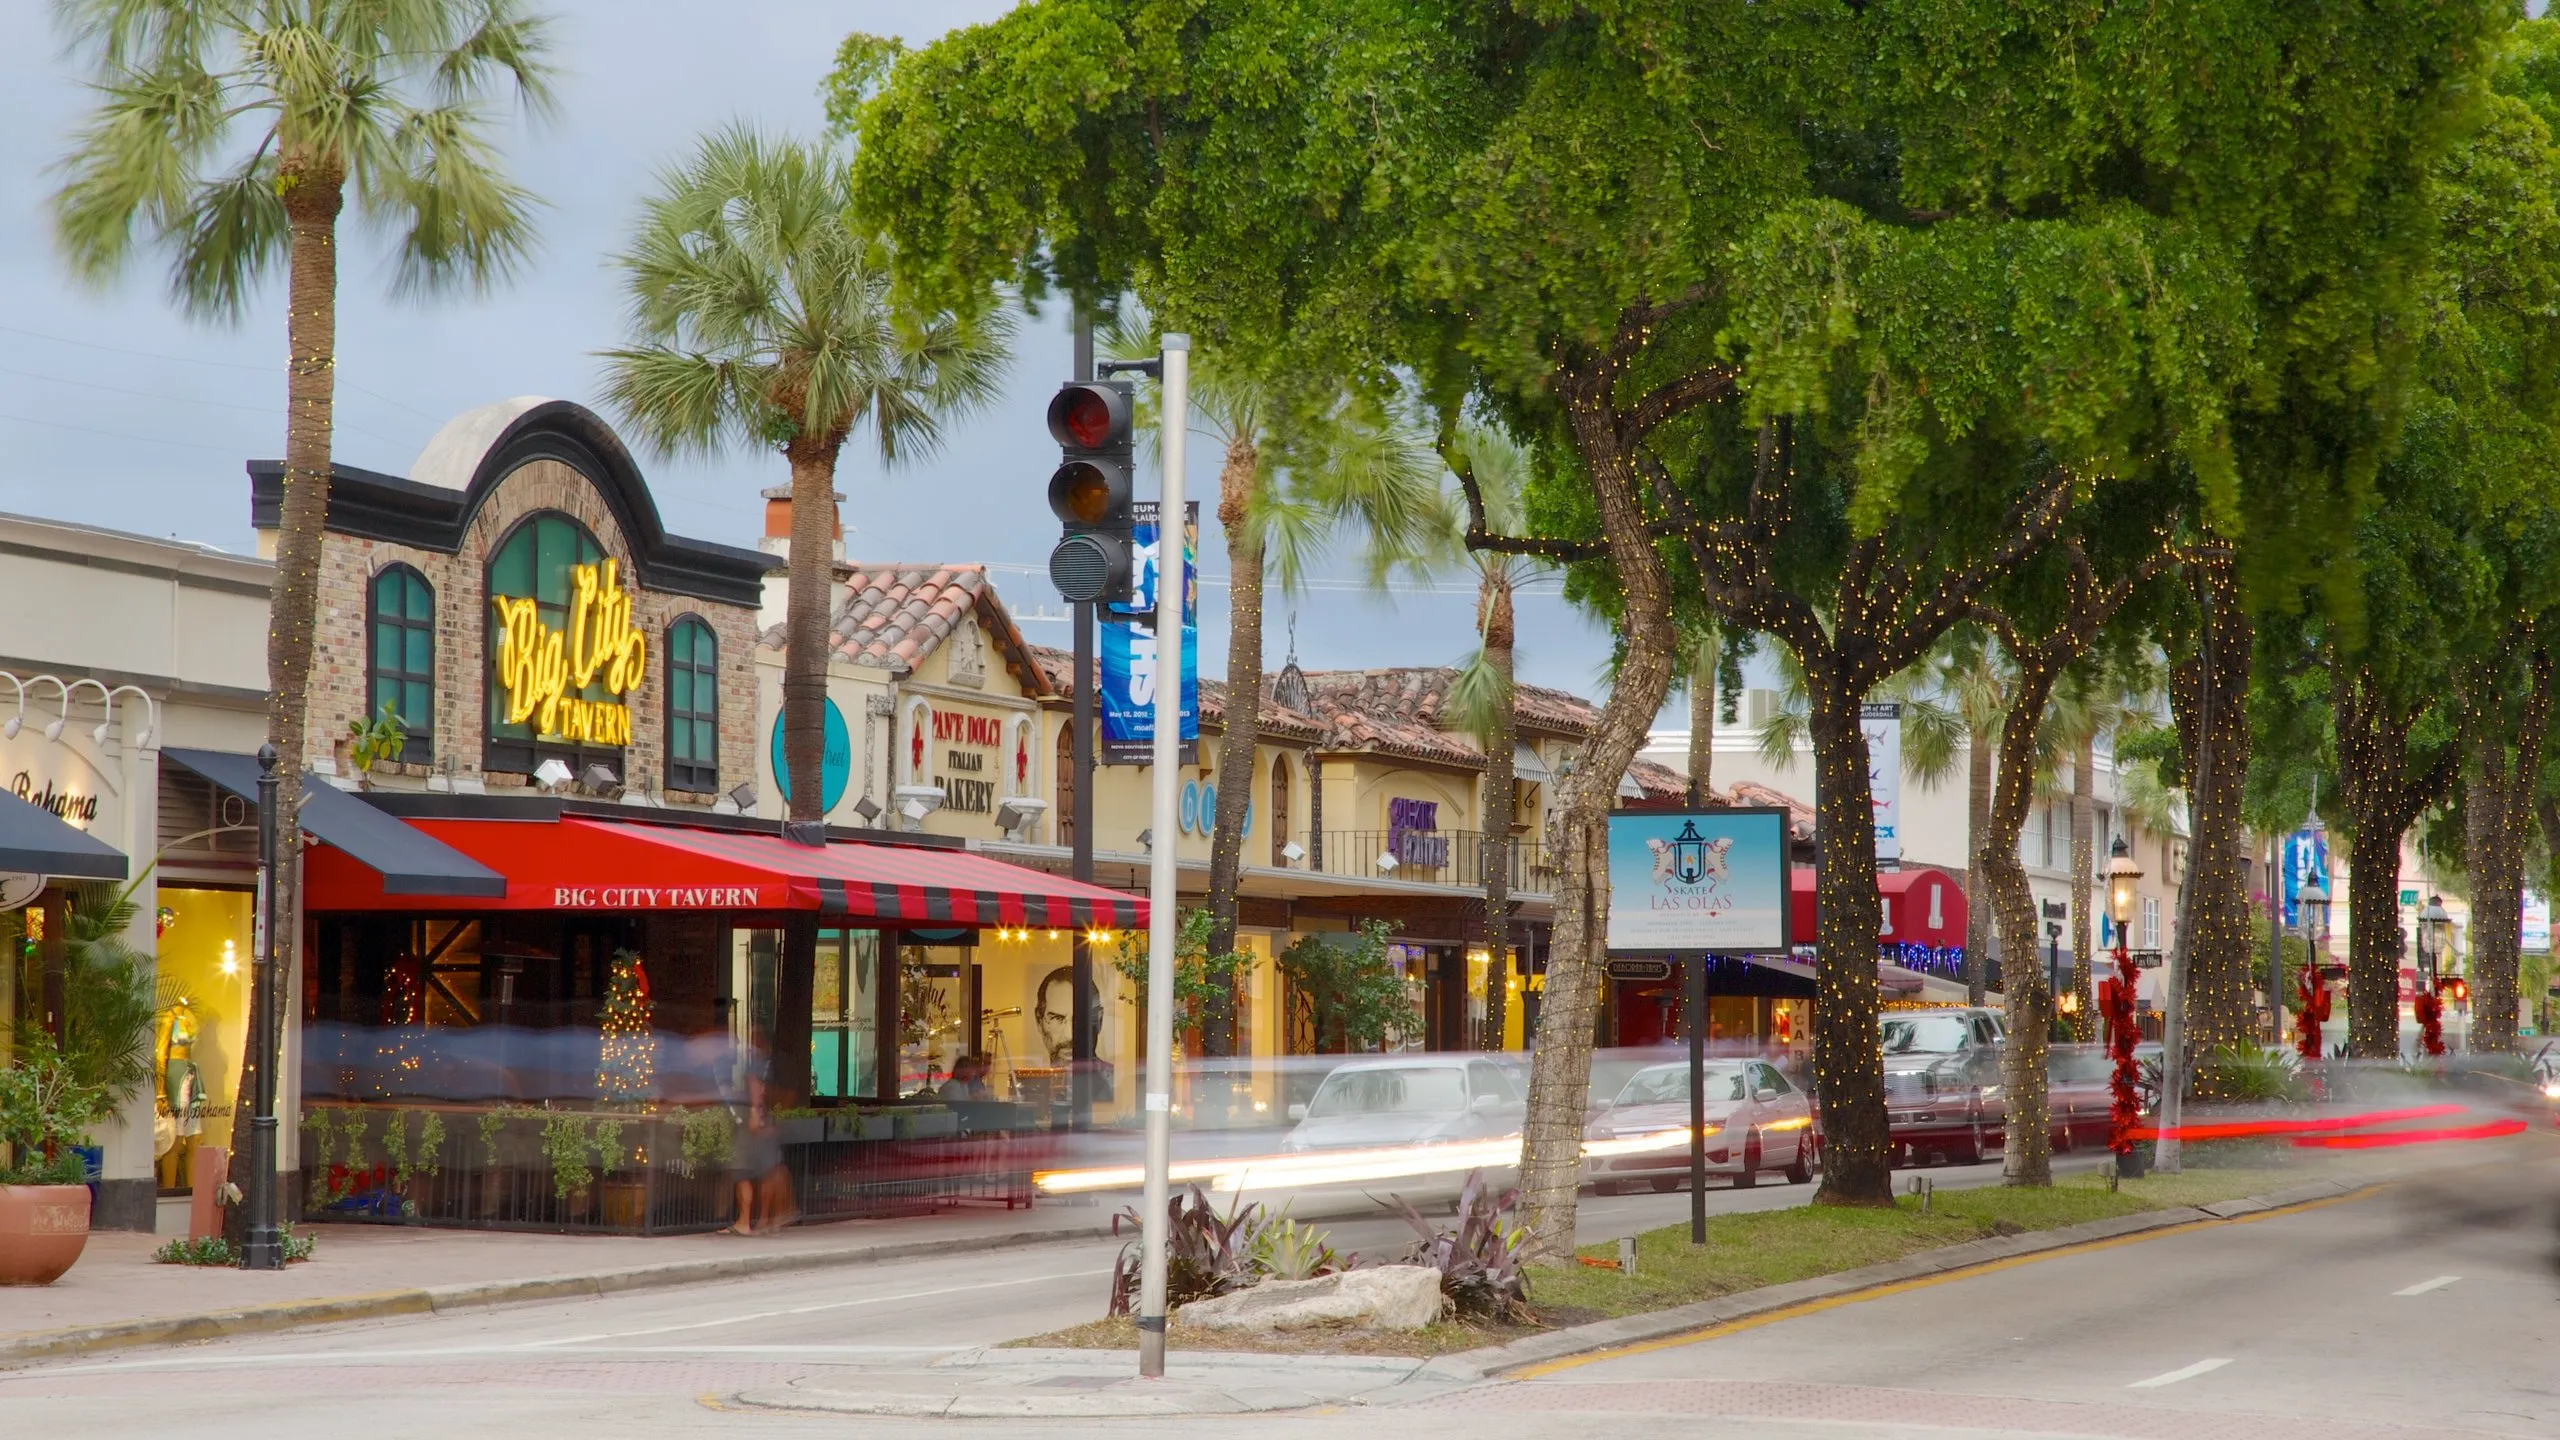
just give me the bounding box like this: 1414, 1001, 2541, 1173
53, 1149, 2560, 1440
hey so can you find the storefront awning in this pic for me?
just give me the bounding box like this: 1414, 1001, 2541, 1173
162, 748, 505, 897
1513, 744, 1551, 783
0, 786, 126, 881
303, 815, 1148, 928
1788, 864, 1968, 948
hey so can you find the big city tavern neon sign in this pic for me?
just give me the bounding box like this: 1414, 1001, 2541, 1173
492, 558, 646, 745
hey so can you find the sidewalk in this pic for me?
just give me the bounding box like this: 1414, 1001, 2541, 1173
0, 1199, 1115, 1365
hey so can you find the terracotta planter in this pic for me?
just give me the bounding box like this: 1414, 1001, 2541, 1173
0, 1184, 91, 1286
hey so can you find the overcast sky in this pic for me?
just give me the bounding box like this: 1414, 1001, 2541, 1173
0, 1, 1622, 700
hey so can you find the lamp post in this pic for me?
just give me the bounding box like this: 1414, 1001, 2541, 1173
2416, 894, 2452, 1058
242, 744, 283, 1271
2100, 837, 2145, 1177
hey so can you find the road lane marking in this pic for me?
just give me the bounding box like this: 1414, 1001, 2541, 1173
2129, 1358, 2231, 1388
2393, 1275, 2461, 1296
522, 1266, 1112, 1346
1505, 1186, 2380, 1381
4, 1343, 969, 1378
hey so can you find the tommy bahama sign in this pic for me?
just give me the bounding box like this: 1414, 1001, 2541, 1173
493, 558, 647, 746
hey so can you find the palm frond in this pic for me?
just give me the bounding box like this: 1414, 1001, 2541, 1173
1443, 648, 1513, 751
377, 101, 543, 297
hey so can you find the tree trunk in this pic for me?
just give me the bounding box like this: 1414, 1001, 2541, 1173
1482, 568, 1517, 1051
1518, 365, 1680, 1263
1203, 436, 1262, 1055
1804, 673, 1894, 1206
2462, 645, 2548, 1055
2169, 558, 2256, 1074
2067, 730, 2097, 1042
1964, 723, 1994, 1006
2332, 663, 2443, 1060
226, 155, 343, 1248
1985, 665, 2062, 1186
1686, 630, 1715, 805
780, 443, 841, 826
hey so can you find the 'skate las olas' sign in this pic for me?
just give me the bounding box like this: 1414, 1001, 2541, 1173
493, 558, 646, 745
1605, 809, 1791, 954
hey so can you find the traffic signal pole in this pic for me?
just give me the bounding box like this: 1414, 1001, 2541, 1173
1069, 313, 1097, 1134
1136, 334, 1189, 1379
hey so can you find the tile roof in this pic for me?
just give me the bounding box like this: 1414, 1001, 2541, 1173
767, 563, 1048, 695
1721, 778, 1819, 840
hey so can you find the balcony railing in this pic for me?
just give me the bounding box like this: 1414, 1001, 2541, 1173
1282, 828, 1554, 894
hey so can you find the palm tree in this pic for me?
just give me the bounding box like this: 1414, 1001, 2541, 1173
51, 0, 554, 1240
1681, 625, 1722, 806
2042, 659, 2158, 1039
1436, 425, 1547, 1053
601, 127, 1012, 828
1105, 315, 1440, 1036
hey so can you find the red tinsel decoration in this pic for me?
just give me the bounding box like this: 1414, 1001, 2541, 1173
2414, 991, 2444, 1058
2103, 945, 2142, 1160
2293, 962, 2330, 1064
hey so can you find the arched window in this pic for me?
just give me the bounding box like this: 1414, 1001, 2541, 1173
485, 512, 621, 778
1270, 754, 1293, 865
368, 564, 435, 754
666, 615, 719, 793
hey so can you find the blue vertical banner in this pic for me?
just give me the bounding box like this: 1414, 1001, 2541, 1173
2280, 829, 2331, 930
1100, 500, 1200, 764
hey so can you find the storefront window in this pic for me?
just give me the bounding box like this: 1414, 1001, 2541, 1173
898, 940, 969, 1095
810, 928, 880, 1099
152, 887, 254, 1193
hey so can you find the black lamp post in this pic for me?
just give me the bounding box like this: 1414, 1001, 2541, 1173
2103, 835, 2145, 1177
242, 744, 282, 1271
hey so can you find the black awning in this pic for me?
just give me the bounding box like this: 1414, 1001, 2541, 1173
161, 748, 505, 897
0, 787, 127, 881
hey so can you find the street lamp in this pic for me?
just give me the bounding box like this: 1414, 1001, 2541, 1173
2101, 836, 2145, 1177
2417, 894, 2452, 984
2296, 872, 2330, 950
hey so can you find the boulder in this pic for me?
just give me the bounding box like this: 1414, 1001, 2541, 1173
1177, 1265, 1446, 1333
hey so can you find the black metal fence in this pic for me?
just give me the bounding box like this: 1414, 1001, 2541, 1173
298, 1102, 1040, 1234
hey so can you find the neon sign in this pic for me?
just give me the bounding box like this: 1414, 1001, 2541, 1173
492, 558, 646, 746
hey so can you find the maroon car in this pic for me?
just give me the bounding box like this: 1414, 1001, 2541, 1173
1881, 1008, 2007, 1165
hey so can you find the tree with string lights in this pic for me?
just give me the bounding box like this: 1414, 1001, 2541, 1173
847, 0, 2513, 1252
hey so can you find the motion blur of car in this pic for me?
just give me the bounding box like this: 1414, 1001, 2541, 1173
1279, 1055, 1527, 1154
1583, 1057, 1815, 1192
1881, 1006, 2007, 1165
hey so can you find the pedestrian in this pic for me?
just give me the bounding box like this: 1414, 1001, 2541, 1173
937, 1052, 994, 1102
726, 1030, 788, 1234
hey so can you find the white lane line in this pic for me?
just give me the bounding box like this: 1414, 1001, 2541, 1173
6, 1343, 960, 1378
522, 1265, 1112, 1347
2394, 1275, 2461, 1296
2128, 1358, 2232, 1389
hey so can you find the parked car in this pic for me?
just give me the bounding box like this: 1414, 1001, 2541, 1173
1280, 1056, 1527, 1154
1880, 1007, 2006, 1165
1582, 1057, 1815, 1192
2045, 1043, 2120, 1153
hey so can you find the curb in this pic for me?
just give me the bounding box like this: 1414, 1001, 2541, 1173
0, 1219, 1115, 1368
1417, 1175, 2373, 1385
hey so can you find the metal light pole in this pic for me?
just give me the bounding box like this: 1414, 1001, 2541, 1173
1069, 308, 1098, 1133
1136, 333, 1189, 1379
2103, 836, 2145, 1179
242, 744, 284, 1271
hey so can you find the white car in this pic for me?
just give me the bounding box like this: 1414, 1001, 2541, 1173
1583, 1058, 1815, 1192
1281, 1056, 1527, 1153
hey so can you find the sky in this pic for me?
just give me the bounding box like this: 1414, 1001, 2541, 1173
0, 1, 1623, 700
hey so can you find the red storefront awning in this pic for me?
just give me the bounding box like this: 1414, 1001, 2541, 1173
1788, 865, 1968, 948
305, 816, 1147, 929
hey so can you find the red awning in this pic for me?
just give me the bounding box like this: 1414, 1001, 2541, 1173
1788, 865, 1968, 948
304, 816, 1147, 929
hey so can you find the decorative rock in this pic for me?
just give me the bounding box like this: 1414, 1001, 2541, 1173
1177, 1266, 1446, 1333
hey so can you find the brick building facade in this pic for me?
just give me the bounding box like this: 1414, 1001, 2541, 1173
253, 398, 771, 801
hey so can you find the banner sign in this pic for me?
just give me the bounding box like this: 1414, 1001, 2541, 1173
2280, 829, 2331, 931
1101, 501, 1200, 765
1862, 702, 1902, 866
1605, 808, 1791, 954
2526, 891, 2551, 954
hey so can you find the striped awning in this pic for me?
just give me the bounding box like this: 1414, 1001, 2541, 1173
302, 814, 1145, 929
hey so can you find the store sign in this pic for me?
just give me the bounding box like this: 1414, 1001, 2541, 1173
927, 706, 1008, 815
2281, 829, 2331, 930
769, 698, 852, 814
1388, 797, 1448, 867
1607, 958, 1673, 981
492, 558, 647, 745
11, 772, 97, 826
550, 885, 774, 909
1606, 809, 1791, 953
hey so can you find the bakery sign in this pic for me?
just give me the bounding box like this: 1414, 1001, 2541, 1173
914, 704, 1029, 816
493, 558, 647, 746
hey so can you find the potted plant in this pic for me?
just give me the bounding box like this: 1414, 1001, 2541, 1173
346, 701, 408, 789
1, 1033, 114, 1285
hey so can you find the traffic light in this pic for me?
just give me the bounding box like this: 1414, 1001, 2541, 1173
2437, 975, 2470, 1003
1045, 379, 1136, 605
